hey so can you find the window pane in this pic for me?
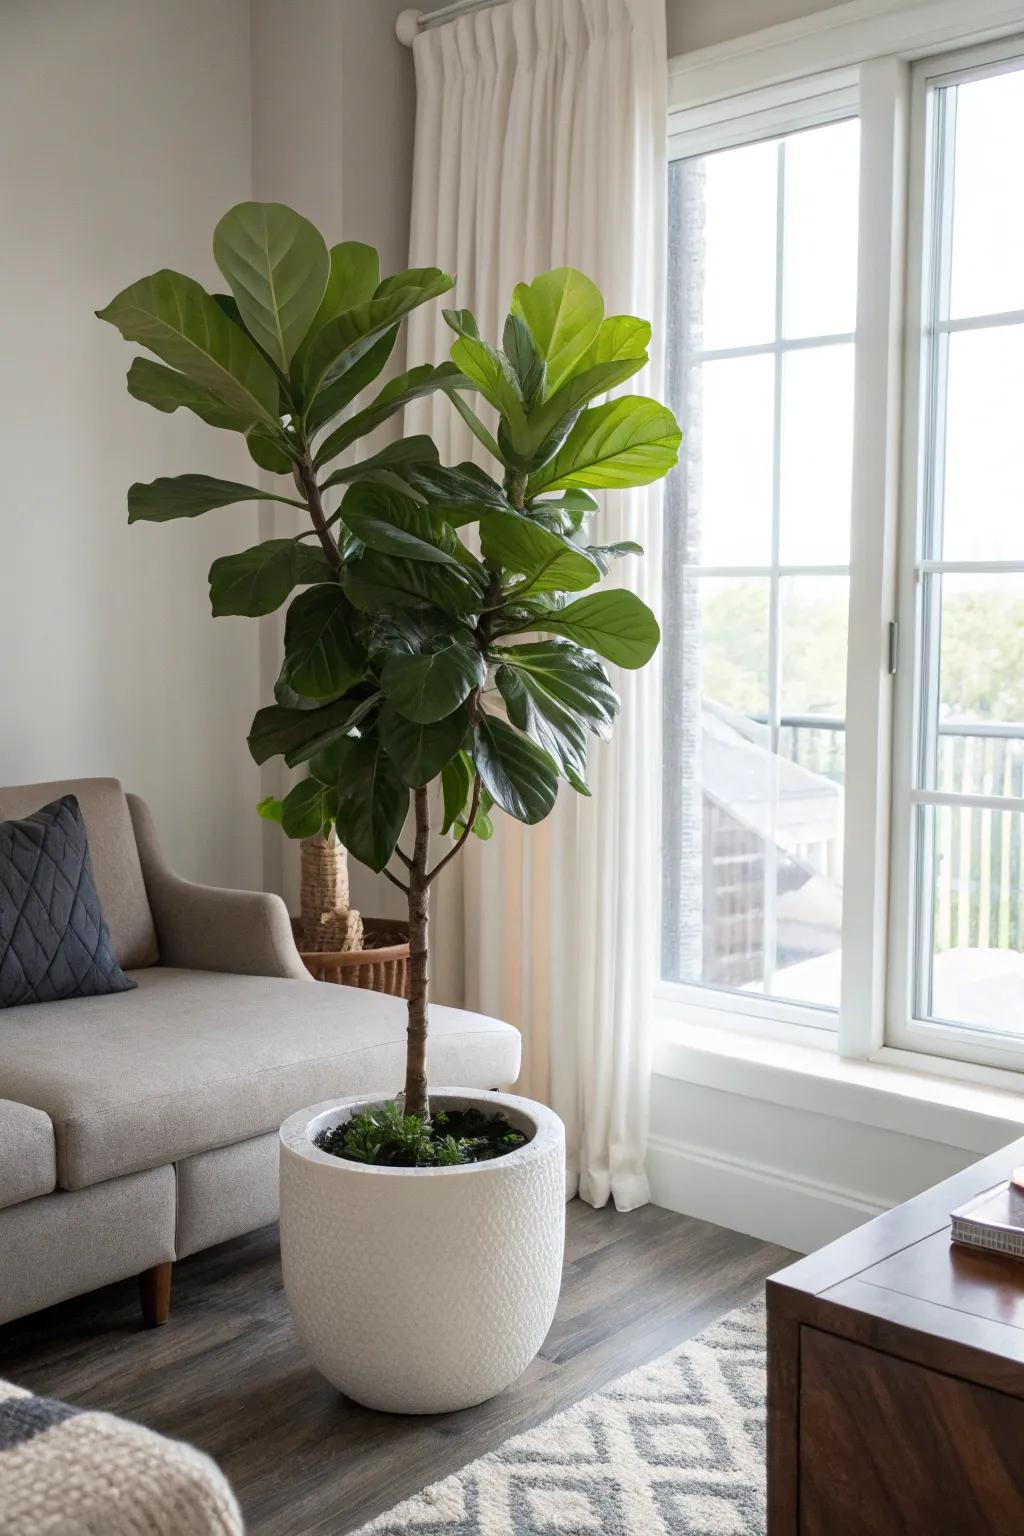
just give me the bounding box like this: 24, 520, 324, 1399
700, 578, 770, 715
949, 68, 1024, 321
700, 139, 778, 350
917, 803, 1024, 1034
942, 327, 1024, 561
938, 574, 1024, 731
782, 118, 860, 339
780, 576, 850, 717
768, 765, 844, 1008
779, 345, 854, 564
927, 573, 1024, 795
697, 355, 774, 566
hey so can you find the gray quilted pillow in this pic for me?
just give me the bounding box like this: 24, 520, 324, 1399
0, 795, 137, 1008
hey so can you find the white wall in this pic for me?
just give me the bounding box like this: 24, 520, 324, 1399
666, 0, 851, 57
0, 0, 262, 889
646, 1040, 1024, 1253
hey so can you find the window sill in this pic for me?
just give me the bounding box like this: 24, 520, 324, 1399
653, 1015, 1024, 1154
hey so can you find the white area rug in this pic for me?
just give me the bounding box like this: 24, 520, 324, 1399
354, 1300, 766, 1535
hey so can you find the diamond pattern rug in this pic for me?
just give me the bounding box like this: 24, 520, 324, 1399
354, 1300, 766, 1535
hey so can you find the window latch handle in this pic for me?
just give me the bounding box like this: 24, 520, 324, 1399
888, 620, 899, 677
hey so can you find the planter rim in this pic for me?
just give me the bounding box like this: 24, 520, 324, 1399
279, 1087, 562, 1180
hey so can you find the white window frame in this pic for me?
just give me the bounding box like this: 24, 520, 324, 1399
661, 0, 1024, 1072
887, 36, 1024, 1072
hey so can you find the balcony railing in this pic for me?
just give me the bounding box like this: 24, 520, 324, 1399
776, 717, 1024, 955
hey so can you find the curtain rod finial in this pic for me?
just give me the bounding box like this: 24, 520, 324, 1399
396, 8, 423, 46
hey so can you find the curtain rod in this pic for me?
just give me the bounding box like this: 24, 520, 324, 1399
396, 1, 512, 46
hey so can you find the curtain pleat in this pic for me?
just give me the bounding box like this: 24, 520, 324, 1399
406, 0, 667, 1212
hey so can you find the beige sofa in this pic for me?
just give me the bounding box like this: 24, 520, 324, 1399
0, 779, 520, 1328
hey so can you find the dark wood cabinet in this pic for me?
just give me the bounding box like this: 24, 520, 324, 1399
768, 1135, 1024, 1534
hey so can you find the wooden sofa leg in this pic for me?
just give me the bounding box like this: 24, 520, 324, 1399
139, 1261, 173, 1328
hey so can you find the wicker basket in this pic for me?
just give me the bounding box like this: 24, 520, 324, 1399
292, 916, 410, 997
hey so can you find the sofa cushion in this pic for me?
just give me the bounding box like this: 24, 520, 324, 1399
0, 780, 157, 971
0, 1099, 56, 1209
0, 796, 138, 1009
0, 968, 522, 1190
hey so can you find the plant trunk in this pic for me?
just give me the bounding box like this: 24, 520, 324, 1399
298, 832, 364, 954
403, 786, 431, 1119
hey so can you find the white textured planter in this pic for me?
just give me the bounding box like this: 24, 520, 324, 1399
279, 1088, 566, 1415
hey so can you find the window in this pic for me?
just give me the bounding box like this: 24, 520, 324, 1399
663, 25, 1024, 1072
662, 117, 859, 1020
891, 48, 1024, 1068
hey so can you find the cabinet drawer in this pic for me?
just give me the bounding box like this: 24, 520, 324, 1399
799, 1326, 1024, 1534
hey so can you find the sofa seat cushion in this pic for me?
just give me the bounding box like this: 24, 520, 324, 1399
0, 968, 522, 1191
0, 1099, 56, 1209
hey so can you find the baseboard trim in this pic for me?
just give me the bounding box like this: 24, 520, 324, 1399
646, 1134, 889, 1255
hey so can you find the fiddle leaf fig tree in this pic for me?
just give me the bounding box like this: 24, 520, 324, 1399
99, 203, 681, 1123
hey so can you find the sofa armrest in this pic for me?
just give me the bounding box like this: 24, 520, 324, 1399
126, 794, 311, 981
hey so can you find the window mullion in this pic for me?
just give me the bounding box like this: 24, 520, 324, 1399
763, 139, 787, 996
838, 55, 911, 1059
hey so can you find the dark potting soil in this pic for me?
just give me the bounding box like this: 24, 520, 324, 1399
313, 1104, 531, 1169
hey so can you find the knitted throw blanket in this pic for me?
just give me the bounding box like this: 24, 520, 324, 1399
0, 1378, 243, 1535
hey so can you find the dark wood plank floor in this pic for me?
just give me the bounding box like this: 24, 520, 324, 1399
0, 1202, 794, 1534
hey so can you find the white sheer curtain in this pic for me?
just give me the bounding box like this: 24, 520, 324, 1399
405, 0, 667, 1212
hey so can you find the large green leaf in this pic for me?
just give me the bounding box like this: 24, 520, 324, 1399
442, 307, 480, 339
245, 425, 295, 474
496, 664, 587, 782
331, 735, 409, 872
314, 363, 466, 467
495, 639, 618, 783
449, 334, 527, 431
522, 355, 647, 458
128, 474, 303, 524
473, 714, 558, 824
125, 358, 249, 431
301, 267, 453, 406
510, 268, 604, 397
213, 202, 330, 370
281, 584, 364, 700
399, 460, 509, 525
445, 387, 503, 461
585, 540, 643, 574
579, 315, 652, 367
381, 641, 485, 723
339, 480, 467, 568
503, 313, 546, 404
480, 509, 600, 593
343, 551, 481, 618
526, 396, 681, 495
441, 751, 474, 833
526, 489, 599, 534
524, 589, 661, 669
296, 241, 380, 367
320, 436, 439, 492
305, 326, 398, 435
380, 704, 468, 787
209, 539, 332, 617
97, 269, 281, 428
280, 777, 336, 840
494, 640, 618, 737
247, 693, 378, 766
